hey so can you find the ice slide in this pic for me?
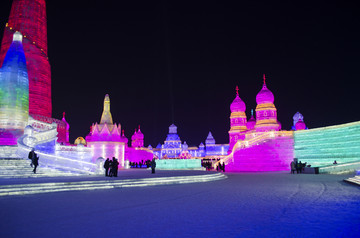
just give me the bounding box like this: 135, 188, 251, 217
17, 116, 101, 174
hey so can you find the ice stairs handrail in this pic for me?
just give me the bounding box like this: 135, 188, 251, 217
17, 119, 99, 175
215, 131, 293, 167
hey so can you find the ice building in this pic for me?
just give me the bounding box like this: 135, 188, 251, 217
223, 75, 294, 172
0, 32, 29, 146
85, 94, 126, 166
228, 85, 248, 153
152, 124, 205, 159
205, 132, 229, 156
152, 124, 227, 159
85, 94, 153, 167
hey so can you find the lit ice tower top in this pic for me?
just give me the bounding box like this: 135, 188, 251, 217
228, 86, 247, 152
0, 31, 29, 145
254, 74, 281, 132
100, 94, 113, 125
86, 94, 122, 142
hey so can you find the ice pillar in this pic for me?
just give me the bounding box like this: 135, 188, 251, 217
0, 32, 29, 145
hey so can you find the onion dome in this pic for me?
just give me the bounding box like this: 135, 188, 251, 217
247, 109, 256, 130
120, 130, 128, 144
295, 118, 306, 130
131, 128, 137, 141
256, 74, 274, 104
137, 125, 144, 140
293, 112, 304, 125
230, 86, 246, 112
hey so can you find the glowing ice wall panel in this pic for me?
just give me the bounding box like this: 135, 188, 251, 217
227, 137, 294, 172
156, 159, 202, 170
88, 142, 125, 167
0, 0, 52, 117
126, 147, 153, 163
294, 121, 360, 167
0, 34, 29, 145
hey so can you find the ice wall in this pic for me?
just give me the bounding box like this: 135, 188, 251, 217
294, 121, 360, 167
227, 136, 294, 172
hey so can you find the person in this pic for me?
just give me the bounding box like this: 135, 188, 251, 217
108, 159, 113, 177
295, 161, 300, 174
151, 158, 156, 174
112, 157, 119, 177
28, 148, 35, 165
104, 158, 110, 176
222, 162, 225, 172
290, 161, 296, 174
333, 160, 337, 164
32, 153, 39, 174
298, 161, 303, 174
28, 149, 39, 174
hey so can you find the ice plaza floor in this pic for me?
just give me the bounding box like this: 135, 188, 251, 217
0, 170, 359, 238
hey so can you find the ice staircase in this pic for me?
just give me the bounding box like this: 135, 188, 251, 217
0, 158, 79, 178
0, 173, 227, 196
15, 116, 99, 175
216, 131, 294, 172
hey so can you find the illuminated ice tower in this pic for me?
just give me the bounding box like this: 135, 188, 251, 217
0, 32, 29, 145
228, 86, 247, 152
86, 94, 125, 164
254, 74, 281, 132
0, 0, 52, 117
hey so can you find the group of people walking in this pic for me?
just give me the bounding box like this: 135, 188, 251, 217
104, 157, 119, 177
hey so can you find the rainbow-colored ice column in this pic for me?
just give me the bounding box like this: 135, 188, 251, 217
0, 32, 29, 145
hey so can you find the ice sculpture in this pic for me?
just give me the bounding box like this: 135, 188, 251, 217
0, 0, 52, 117
0, 32, 29, 145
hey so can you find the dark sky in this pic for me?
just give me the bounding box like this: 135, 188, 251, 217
1, 0, 359, 147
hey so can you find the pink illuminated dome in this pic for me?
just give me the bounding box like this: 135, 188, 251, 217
295, 118, 306, 130
230, 86, 246, 112
256, 74, 274, 104
137, 125, 144, 140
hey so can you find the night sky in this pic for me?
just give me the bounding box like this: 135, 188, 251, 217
0, 0, 359, 147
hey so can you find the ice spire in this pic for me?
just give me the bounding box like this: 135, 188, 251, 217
0, 31, 29, 145
100, 94, 113, 124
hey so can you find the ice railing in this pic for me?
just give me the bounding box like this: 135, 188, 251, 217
215, 131, 294, 167
17, 118, 99, 174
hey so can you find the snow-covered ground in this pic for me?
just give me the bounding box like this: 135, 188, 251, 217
0, 171, 359, 238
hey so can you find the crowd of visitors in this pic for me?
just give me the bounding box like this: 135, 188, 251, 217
104, 157, 119, 177
290, 160, 308, 174
129, 160, 151, 168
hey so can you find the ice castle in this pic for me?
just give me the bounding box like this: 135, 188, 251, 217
85, 94, 153, 166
